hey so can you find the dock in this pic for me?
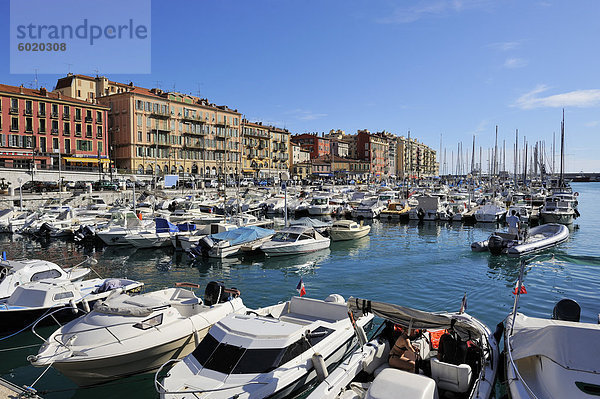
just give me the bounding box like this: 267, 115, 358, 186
0, 377, 41, 398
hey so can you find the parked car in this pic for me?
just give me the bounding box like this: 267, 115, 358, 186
92, 180, 119, 191
63, 181, 76, 190
74, 181, 91, 190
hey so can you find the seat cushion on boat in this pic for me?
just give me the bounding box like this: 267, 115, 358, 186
430, 358, 472, 393
284, 296, 349, 323
363, 340, 390, 374
366, 368, 437, 399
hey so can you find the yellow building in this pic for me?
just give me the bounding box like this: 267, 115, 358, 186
397, 136, 438, 178
241, 120, 270, 177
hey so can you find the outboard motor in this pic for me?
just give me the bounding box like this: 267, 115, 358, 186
197, 236, 215, 257
37, 222, 53, 237
417, 208, 425, 220
203, 281, 240, 306
488, 233, 505, 255
552, 298, 581, 322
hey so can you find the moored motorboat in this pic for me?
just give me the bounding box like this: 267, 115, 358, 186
155, 294, 374, 399
0, 277, 143, 337
504, 258, 600, 399
191, 225, 275, 258
260, 225, 330, 256
30, 281, 245, 386
329, 220, 371, 241
471, 223, 569, 257
308, 297, 499, 399
0, 257, 90, 300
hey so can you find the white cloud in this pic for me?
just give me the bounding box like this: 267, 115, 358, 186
489, 41, 520, 51
513, 85, 600, 109
503, 57, 528, 69
377, 0, 490, 24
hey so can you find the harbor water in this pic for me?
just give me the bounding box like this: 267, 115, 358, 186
1, 182, 599, 398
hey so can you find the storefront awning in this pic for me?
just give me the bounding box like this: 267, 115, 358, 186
63, 157, 110, 164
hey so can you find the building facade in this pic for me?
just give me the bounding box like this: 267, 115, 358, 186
397, 136, 439, 178
241, 121, 270, 178
0, 84, 109, 171
269, 125, 290, 178
97, 87, 242, 176
291, 133, 330, 159
355, 130, 388, 179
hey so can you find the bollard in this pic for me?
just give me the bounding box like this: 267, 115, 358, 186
87, 182, 93, 194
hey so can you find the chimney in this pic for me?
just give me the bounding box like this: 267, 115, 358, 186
40, 87, 47, 97
57, 92, 61, 99
19, 85, 24, 94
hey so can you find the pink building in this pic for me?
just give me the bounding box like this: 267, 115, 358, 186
0, 84, 109, 170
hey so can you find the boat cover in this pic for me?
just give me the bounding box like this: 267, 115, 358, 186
155, 218, 179, 233
94, 292, 170, 317
509, 313, 600, 372
348, 297, 481, 336
211, 226, 275, 246
290, 217, 331, 229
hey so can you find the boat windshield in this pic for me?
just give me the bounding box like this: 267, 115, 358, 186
192, 326, 334, 374
311, 198, 328, 205
192, 333, 284, 374
271, 232, 300, 242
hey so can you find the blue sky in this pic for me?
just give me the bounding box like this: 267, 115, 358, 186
3, 0, 600, 172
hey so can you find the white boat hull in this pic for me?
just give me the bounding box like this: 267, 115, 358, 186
262, 238, 330, 256
330, 226, 370, 241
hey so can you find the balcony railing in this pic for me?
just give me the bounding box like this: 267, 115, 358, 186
150, 110, 170, 119
38, 111, 46, 117
63, 113, 70, 120
51, 128, 59, 135
24, 108, 33, 116
9, 107, 19, 114
85, 116, 93, 123
50, 112, 59, 119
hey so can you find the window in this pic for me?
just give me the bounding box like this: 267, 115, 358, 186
63, 122, 70, 135
65, 138, 71, 153
11, 117, 18, 131
97, 141, 103, 154
85, 110, 92, 122
63, 105, 70, 118
38, 102, 45, 116
40, 136, 46, 152
75, 123, 82, 136
97, 126, 103, 138
51, 120, 59, 134
136, 100, 143, 110
138, 131, 142, 141
75, 108, 81, 121
76, 140, 93, 151
146, 116, 151, 127
53, 291, 74, 301
52, 137, 59, 150
25, 118, 33, 132
86, 124, 92, 138
147, 132, 151, 142
96, 111, 102, 123
10, 98, 18, 113
51, 104, 58, 117
25, 100, 32, 115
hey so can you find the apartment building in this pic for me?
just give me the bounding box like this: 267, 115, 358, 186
397, 136, 439, 178
355, 129, 388, 179
0, 84, 109, 170
291, 133, 330, 159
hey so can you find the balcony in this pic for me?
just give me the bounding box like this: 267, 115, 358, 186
85, 116, 93, 123
24, 108, 33, 116
150, 110, 170, 119
9, 107, 19, 115
50, 112, 59, 119
75, 131, 82, 137
51, 128, 59, 135
180, 113, 197, 122
38, 111, 46, 117
62, 112, 70, 120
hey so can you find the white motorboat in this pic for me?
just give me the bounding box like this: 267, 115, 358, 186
504, 259, 600, 399
96, 210, 154, 246
0, 277, 143, 337
471, 223, 569, 257
155, 294, 374, 399
308, 297, 499, 399
191, 226, 275, 258
260, 225, 330, 256
0, 257, 90, 300
408, 195, 445, 221
329, 220, 371, 241
540, 194, 576, 225
352, 197, 385, 219
124, 218, 178, 249
308, 196, 333, 216
30, 281, 245, 386
289, 217, 332, 235
474, 201, 506, 223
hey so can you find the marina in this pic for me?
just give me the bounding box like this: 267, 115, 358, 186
0, 180, 597, 398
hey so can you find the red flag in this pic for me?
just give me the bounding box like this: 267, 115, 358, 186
296, 278, 306, 297
512, 283, 527, 295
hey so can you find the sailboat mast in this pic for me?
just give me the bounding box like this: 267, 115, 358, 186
560, 110, 565, 186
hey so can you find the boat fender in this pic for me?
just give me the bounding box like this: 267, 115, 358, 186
69, 299, 78, 314
312, 353, 329, 381
193, 330, 200, 347
82, 299, 90, 313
